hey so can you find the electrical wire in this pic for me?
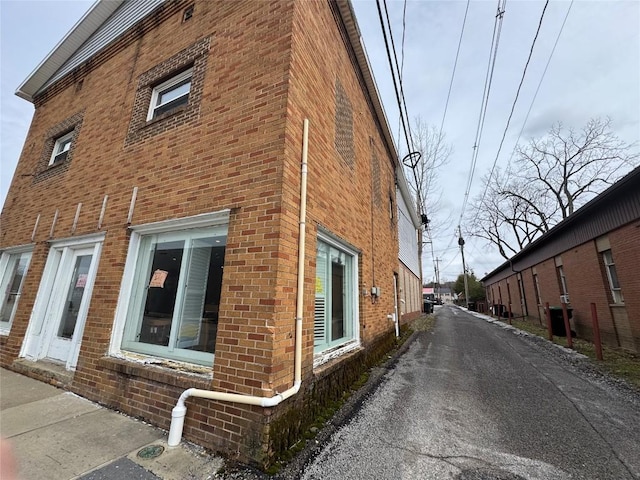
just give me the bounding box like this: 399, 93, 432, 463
458, 0, 507, 228
423, 0, 471, 210
504, 0, 573, 171
375, 0, 413, 156
472, 0, 550, 226
439, 0, 471, 138
382, 0, 415, 152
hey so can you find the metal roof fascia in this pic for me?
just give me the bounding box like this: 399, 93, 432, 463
15, 0, 124, 102
336, 0, 399, 169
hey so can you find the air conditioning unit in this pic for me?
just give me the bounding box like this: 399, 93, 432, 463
560, 294, 570, 304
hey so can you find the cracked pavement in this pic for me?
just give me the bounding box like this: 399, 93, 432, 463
298, 305, 640, 479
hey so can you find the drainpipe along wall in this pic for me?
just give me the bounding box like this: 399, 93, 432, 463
167, 119, 310, 447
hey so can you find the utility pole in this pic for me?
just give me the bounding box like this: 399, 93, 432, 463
458, 228, 470, 309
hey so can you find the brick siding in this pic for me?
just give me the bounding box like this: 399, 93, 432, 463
0, 0, 403, 466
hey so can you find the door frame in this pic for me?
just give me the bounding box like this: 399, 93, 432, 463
20, 233, 104, 370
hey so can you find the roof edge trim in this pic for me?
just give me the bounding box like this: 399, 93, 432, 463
15, 0, 124, 102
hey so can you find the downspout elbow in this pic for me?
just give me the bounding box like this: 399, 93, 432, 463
259, 381, 302, 408
168, 388, 197, 447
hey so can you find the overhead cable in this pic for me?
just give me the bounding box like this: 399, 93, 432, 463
473, 0, 550, 226
458, 0, 507, 228
375, 0, 413, 155
505, 0, 573, 171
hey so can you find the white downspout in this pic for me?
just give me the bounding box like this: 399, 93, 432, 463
168, 119, 310, 447
392, 275, 399, 338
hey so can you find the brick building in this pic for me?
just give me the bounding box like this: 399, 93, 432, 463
482, 166, 640, 353
0, 0, 422, 466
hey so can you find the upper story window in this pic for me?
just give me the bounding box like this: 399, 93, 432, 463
49, 131, 73, 165
603, 250, 624, 304
147, 68, 193, 121
126, 37, 210, 146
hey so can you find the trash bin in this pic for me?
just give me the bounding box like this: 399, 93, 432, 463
468, 302, 476, 311
423, 300, 433, 314
547, 306, 573, 336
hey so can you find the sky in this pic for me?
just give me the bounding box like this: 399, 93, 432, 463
1, 0, 639, 283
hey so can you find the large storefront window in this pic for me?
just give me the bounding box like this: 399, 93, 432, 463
121, 224, 226, 365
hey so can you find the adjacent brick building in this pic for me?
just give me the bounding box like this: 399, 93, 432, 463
0, 0, 422, 466
482, 166, 640, 353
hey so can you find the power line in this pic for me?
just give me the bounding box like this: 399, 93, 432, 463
439, 0, 471, 137
375, 0, 413, 155
505, 0, 574, 171
424, 0, 471, 211
458, 0, 507, 228
397, 0, 408, 150
382, 0, 415, 152
472, 0, 551, 226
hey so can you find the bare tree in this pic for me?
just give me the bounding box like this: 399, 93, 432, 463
468, 117, 639, 259
402, 118, 452, 234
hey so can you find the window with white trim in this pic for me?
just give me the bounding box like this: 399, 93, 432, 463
121, 223, 226, 365
0, 249, 32, 334
314, 234, 358, 354
147, 68, 193, 120
603, 250, 624, 304
49, 131, 73, 165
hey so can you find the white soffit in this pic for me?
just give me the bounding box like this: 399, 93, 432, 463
16, 0, 164, 102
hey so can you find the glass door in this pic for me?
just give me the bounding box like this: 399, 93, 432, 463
45, 247, 95, 365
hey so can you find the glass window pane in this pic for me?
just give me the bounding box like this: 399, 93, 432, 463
608, 264, 620, 289
123, 228, 227, 364
330, 255, 345, 341
314, 239, 354, 352
1, 253, 30, 324
57, 254, 93, 338
139, 240, 184, 346
158, 80, 191, 106
314, 243, 328, 349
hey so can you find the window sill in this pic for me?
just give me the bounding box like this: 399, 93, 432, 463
143, 105, 188, 128
610, 303, 626, 308
313, 340, 361, 369
98, 355, 212, 390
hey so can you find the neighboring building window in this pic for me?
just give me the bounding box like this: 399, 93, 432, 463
314, 234, 358, 355
603, 250, 624, 304
147, 68, 193, 121
49, 131, 73, 165
533, 274, 542, 305
0, 250, 32, 335
557, 265, 569, 303
121, 222, 226, 365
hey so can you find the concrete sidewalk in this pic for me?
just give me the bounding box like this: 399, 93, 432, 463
0, 368, 223, 480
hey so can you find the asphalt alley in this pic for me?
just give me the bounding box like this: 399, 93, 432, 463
300, 305, 640, 480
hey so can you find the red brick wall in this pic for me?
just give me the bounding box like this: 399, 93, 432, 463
609, 221, 640, 351
559, 242, 615, 344
0, 0, 401, 465
483, 220, 640, 353
285, 0, 398, 368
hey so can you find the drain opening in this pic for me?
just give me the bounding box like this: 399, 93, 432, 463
137, 445, 164, 459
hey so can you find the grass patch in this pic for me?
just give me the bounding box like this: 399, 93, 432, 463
505, 317, 640, 389
411, 313, 436, 332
